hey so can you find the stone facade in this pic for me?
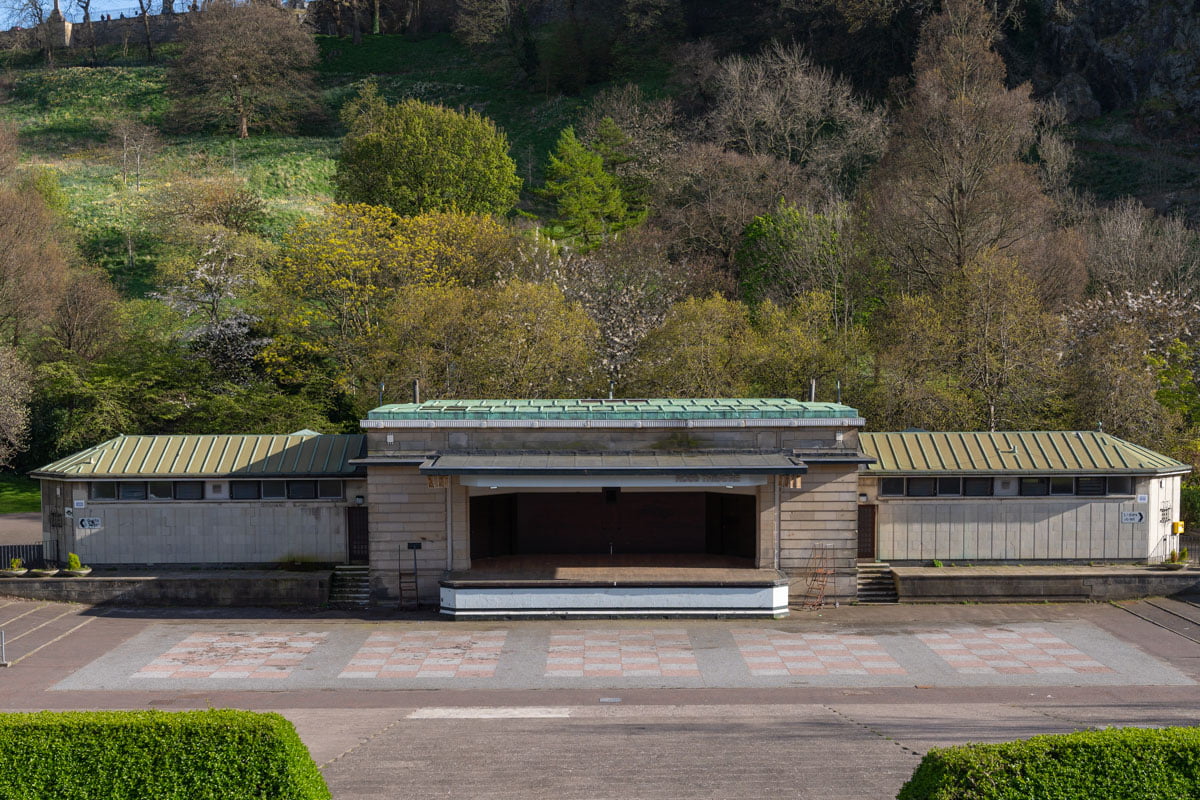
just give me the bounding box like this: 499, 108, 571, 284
362, 416, 863, 605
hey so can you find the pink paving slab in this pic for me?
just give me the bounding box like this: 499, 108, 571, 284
732, 630, 906, 676
545, 629, 700, 678
340, 630, 507, 679
132, 632, 328, 680
918, 626, 1114, 675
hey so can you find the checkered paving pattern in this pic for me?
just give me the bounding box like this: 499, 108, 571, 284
339, 630, 507, 679
545, 629, 700, 678
133, 632, 327, 679
733, 630, 906, 676
919, 626, 1114, 675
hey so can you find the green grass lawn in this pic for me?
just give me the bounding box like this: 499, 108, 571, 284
0, 474, 40, 514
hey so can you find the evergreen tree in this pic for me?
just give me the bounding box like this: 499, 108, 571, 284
541, 127, 631, 250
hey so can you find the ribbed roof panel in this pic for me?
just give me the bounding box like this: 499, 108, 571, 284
33, 434, 366, 478
860, 431, 1188, 475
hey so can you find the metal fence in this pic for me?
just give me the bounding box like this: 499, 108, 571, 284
0, 542, 57, 568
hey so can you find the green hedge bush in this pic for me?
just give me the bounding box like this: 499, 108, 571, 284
898, 727, 1200, 800
0, 710, 330, 800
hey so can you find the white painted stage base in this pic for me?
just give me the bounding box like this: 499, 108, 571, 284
439, 584, 790, 618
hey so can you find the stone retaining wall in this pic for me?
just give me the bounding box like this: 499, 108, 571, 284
893, 567, 1200, 603
0, 570, 330, 606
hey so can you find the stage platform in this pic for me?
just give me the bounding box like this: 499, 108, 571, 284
439, 555, 791, 619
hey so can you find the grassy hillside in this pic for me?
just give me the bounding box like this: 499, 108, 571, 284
0, 34, 666, 292
0, 32, 1192, 295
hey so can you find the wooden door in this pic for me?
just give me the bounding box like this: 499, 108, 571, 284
857, 504, 877, 560
346, 506, 369, 564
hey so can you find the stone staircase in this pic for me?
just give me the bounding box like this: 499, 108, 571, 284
328, 565, 371, 607
856, 562, 898, 604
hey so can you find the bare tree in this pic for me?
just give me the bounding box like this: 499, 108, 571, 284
0, 346, 30, 468
110, 118, 160, 189
453, 0, 541, 79
134, 0, 155, 59
1085, 198, 1200, 295
68, 0, 99, 62
0, 123, 18, 182
653, 142, 813, 267
168, 0, 320, 139
0, 187, 68, 348
44, 266, 121, 362
705, 41, 887, 195
869, 0, 1056, 293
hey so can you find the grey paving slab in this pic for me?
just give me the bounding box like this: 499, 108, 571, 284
50, 619, 1195, 692
316, 705, 924, 800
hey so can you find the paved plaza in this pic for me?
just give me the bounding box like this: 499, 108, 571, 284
3, 597, 1200, 799
45, 616, 1190, 691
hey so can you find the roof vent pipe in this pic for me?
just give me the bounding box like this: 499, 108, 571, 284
810, 378, 816, 402
412, 380, 420, 404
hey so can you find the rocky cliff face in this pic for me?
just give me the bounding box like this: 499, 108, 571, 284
1032, 0, 1200, 128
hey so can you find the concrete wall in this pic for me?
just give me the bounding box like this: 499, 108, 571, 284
778, 466, 859, 602
0, 570, 329, 606
43, 478, 365, 566
366, 465, 454, 603
862, 475, 1182, 563
366, 425, 851, 455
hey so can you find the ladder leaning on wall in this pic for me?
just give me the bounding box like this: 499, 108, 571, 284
799, 544, 833, 610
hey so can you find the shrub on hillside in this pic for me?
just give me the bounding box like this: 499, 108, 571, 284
0, 709, 330, 799
897, 727, 1200, 800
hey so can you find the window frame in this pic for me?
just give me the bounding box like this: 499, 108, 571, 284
261, 480, 287, 500
173, 481, 204, 500
89, 482, 118, 501
1107, 475, 1135, 496
230, 480, 261, 500
286, 480, 317, 500
880, 477, 904, 496
906, 477, 937, 497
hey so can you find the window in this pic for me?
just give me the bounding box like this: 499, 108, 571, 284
1107, 476, 1134, 495
963, 477, 992, 497
317, 480, 343, 499
1050, 476, 1075, 495
231, 481, 261, 500
906, 477, 936, 497
119, 482, 147, 500
1019, 477, 1049, 496
174, 482, 204, 500
880, 477, 904, 496
937, 477, 962, 496
262, 481, 286, 500
287, 480, 317, 500
90, 482, 117, 500
1076, 476, 1106, 496
148, 481, 173, 500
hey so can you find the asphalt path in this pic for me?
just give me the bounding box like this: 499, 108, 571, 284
2, 598, 1200, 799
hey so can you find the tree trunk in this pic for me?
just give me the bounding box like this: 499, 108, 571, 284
140, 9, 155, 60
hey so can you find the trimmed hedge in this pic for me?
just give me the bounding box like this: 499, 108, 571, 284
898, 727, 1200, 800
0, 710, 330, 800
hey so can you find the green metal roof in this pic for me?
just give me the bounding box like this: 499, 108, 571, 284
367, 398, 861, 421
32, 434, 366, 479
860, 431, 1190, 476
421, 451, 808, 475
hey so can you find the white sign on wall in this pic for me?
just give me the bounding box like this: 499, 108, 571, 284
1137, 494, 1149, 504
73, 500, 86, 509
1120, 511, 1145, 524
78, 517, 103, 529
